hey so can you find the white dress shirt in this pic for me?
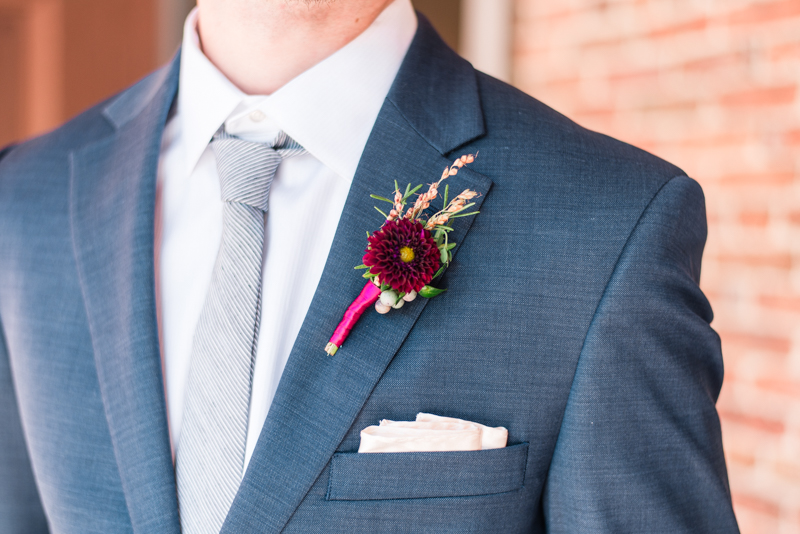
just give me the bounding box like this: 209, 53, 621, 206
156, 0, 417, 469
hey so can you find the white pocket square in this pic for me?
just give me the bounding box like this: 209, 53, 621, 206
358, 413, 508, 453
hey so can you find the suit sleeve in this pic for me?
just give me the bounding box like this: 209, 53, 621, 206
0, 149, 50, 532
542, 176, 739, 533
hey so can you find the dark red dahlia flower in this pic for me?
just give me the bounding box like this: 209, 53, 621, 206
363, 218, 441, 294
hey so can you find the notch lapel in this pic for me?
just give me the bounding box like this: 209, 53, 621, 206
223, 16, 491, 533
70, 57, 182, 533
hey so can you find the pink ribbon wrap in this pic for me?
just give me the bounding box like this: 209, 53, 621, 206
325, 281, 381, 356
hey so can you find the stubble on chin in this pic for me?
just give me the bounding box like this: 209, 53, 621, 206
283, 0, 337, 5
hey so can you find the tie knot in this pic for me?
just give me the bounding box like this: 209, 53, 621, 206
211, 128, 305, 211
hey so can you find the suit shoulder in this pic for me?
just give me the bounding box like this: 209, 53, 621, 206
0, 101, 113, 187
0, 144, 14, 165
473, 71, 685, 189
0, 61, 174, 178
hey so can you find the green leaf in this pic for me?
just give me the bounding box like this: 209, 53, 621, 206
419, 285, 447, 298
374, 206, 388, 219
432, 265, 446, 280
370, 194, 394, 203
403, 183, 423, 201
439, 246, 448, 264
446, 242, 457, 250
442, 183, 449, 208
449, 203, 476, 215
395, 180, 400, 195
354, 264, 369, 269
435, 225, 454, 232
449, 210, 480, 219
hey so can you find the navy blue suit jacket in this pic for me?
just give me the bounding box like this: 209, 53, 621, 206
0, 17, 738, 533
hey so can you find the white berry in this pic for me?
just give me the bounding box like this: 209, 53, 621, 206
380, 290, 398, 307
375, 301, 391, 314
391, 298, 404, 309
402, 290, 417, 302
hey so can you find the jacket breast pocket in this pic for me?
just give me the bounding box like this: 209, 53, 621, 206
325, 442, 528, 501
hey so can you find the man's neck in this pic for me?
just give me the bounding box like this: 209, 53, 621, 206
196, 0, 394, 95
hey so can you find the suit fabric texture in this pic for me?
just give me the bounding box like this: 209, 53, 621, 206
0, 17, 739, 533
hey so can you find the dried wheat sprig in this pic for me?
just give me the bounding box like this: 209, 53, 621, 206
386, 189, 405, 221
404, 153, 477, 221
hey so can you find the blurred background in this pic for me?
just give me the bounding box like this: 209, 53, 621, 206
1, 0, 798, 531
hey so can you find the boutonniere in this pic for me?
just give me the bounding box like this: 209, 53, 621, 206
325, 154, 480, 356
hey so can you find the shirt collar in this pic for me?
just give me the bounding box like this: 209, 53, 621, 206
177, 0, 417, 182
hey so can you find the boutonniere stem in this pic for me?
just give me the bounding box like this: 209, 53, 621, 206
326, 282, 381, 356
325, 154, 480, 356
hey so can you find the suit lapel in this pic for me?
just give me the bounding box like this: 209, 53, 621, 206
223, 16, 491, 533
70, 57, 182, 533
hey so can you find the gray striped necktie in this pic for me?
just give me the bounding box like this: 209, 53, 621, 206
175, 128, 305, 534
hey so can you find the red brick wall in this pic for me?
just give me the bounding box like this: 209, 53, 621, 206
513, 1, 800, 531
0, 0, 159, 147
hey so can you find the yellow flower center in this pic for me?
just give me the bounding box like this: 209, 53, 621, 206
399, 246, 415, 263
